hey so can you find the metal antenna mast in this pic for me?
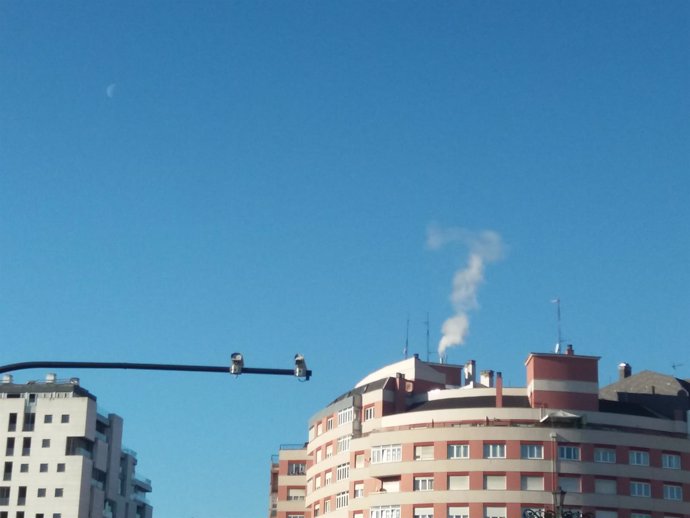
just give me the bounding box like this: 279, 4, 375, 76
403, 316, 409, 359
551, 298, 562, 353
424, 312, 430, 362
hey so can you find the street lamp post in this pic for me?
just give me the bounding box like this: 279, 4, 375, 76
522, 487, 594, 518
0, 354, 312, 380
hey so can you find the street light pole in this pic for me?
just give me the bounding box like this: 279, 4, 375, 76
0, 356, 312, 380
523, 486, 594, 518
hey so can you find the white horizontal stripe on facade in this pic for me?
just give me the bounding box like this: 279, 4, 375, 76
527, 379, 599, 394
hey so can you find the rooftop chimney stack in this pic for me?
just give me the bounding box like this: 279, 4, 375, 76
566, 344, 574, 356
480, 370, 495, 388
45, 373, 56, 383
2, 375, 12, 384
496, 372, 503, 408
464, 360, 476, 385
618, 362, 632, 380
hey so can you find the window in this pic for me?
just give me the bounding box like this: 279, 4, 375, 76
7, 414, 16, 432
448, 444, 469, 459
594, 511, 617, 518
288, 462, 305, 476
414, 477, 434, 491
364, 406, 375, 420
60, 414, 69, 424
19, 464, 28, 473
22, 414, 35, 432
21, 438, 31, 456
335, 491, 348, 509
324, 471, 332, 485
559, 477, 581, 493
371, 444, 402, 464
355, 453, 364, 468
44, 414, 53, 424
449, 507, 469, 518
629, 450, 649, 466
414, 508, 434, 518
448, 475, 469, 490
39, 464, 48, 473
558, 446, 580, 461
594, 479, 616, 494
630, 481, 651, 497
52, 514, 61, 518
485, 507, 507, 518
414, 445, 434, 461
336, 463, 349, 481
484, 475, 506, 490
324, 499, 330, 513
337, 407, 353, 426
326, 417, 333, 431
38, 488, 46, 497
2, 463, 10, 482
325, 444, 333, 458
521, 475, 544, 490
54, 488, 63, 497
41, 439, 50, 448
354, 482, 364, 498
484, 444, 505, 458
370, 506, 401, 518
521, 444, 543, 459
287, 488, 305, 501
316, 423, 323, 436
662, 453, 681, 469
663, 484, 682, 500
314, 504, 320, 517
631, 514, 651, 518
5, 438, 14, 457
0, 487, 9, 505
56, 463, 65, 473
594, 448, 616, 463
315, 449, 322, 463
314, 475, 321, 489
337, 435, 350, 453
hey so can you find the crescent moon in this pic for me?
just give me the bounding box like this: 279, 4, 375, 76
106, 83, 116, 98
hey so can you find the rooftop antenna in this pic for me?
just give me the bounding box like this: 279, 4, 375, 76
403, 316, 409, 359
551, 298, 562, 353
672, 362, 684, 372
424, 312, 430, 362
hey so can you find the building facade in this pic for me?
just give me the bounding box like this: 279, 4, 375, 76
269, 445, 309, 518
270, 346, 690, 518
0, 374, 153, 518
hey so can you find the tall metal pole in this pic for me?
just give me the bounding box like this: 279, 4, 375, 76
0, 360, 312, 380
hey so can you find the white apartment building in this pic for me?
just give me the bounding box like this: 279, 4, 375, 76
0, 374, 153, 518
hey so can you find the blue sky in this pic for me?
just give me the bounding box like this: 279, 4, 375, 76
1, 1, 689, 517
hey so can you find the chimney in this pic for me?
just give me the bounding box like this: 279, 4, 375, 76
394, 373, 407, 412
480, 370, 494, 388
45, 373, 56, 383
2, 374, 12, 384
618, 363, 632, 380
496, 372, 503, 408
566, 344, 574, 356
464, 360, 476, 385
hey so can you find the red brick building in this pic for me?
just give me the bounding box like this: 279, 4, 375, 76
269, 347, 690, 518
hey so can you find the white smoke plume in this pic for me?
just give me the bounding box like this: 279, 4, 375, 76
427, 225, 505, 360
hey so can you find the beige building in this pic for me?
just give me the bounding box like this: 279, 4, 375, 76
0, 374, 153, 518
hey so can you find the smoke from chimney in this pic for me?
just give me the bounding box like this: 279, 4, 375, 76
427, 225, 504, 360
